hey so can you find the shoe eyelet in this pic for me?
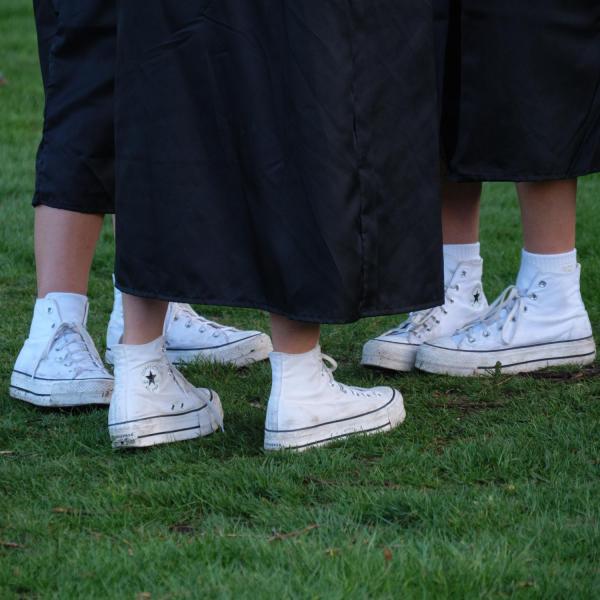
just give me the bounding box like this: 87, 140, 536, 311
171, 404, 175, 410
461, 270, 467, 278
532, 293, 538, 300
450, 299, 455, 304
483, 332, 490, 338
538, 280, 547, 288
455, 284, 460, 291
47, 307, 52, 314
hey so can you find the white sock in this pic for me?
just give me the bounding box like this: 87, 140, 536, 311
443, 243, 481, 286
516, 249, 577, 293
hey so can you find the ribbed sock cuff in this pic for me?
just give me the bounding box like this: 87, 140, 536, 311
521, 249, 577, 273
443, 243, 481, 286
443, 242, 481, 262
517, 248, 577, 292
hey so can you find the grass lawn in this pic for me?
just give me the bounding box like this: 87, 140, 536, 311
0, 1, 599, 598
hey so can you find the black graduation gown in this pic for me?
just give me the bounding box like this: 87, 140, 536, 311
114, 1, 443, 323
435, 0, 600, 182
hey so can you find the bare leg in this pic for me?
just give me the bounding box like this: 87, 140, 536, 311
517, 180, 576, 253
35, 206, 104, 296
122, 294, 168, 345
441, 181, 482, 244
270, 314, 320, 353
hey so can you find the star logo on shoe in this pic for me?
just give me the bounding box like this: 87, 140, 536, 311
143, 365, 161, 392
473, 290, 481, 305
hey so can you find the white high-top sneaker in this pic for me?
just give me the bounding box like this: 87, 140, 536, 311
416, 266, 596, 376
106, 286, 272, 367
264, 345, 406, 452
10, 293, 113, 407
108, 336, 223, 449
362, 260, 488, 371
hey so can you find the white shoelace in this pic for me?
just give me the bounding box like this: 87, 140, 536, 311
32, 322, 106, 379
390, 283, 461, 340
166, 304, 238, 340
320, 354, 381, 398
457, 285, 535, 346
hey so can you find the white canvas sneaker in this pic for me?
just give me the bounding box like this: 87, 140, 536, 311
264, 345, 406, 452
362, 260, 488, 371
416, 266, 596, 376
10, 293, 113, 407
106, 286, 272, 367
108, 336, 223, 449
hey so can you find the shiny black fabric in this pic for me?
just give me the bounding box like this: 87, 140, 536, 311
32, 0, 116, 213
435, 0, 600, 181
114, 1, 443, 323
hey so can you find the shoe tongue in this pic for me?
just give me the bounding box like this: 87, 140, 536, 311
45, 293, 88, 325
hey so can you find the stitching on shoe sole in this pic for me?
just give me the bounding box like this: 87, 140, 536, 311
166, 333, 263, 352
266, 422, 392, 450
264, 391, 396, 434
476, 351, 597, 371
12, 369, 112, 382
136, 425, 203, 439
108, 404, 209, 427
425, 335, 595, 353
10, 384, 110, 398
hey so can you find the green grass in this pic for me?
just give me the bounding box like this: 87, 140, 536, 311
0, 1, 599, 598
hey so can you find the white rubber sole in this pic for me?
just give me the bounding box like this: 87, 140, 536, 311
9, 370, 113, 407
361, 339, 418, 372
106, 334, 272, 368
416, 336, 597, 377
109, 392, 223, 449
264, 390, 406, 452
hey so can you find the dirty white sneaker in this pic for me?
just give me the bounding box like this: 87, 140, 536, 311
10, 293, 113, 407
106, 286, 272, 367
264, 345, 406, 452
416, 266, 596, 376
362, 259, 488, 371
108, 336, 223, 449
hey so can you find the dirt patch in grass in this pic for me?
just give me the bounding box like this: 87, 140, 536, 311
524, 365, 600, 381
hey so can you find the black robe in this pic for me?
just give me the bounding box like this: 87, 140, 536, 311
435, 0, 600, 182
113, 1, 443, 323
